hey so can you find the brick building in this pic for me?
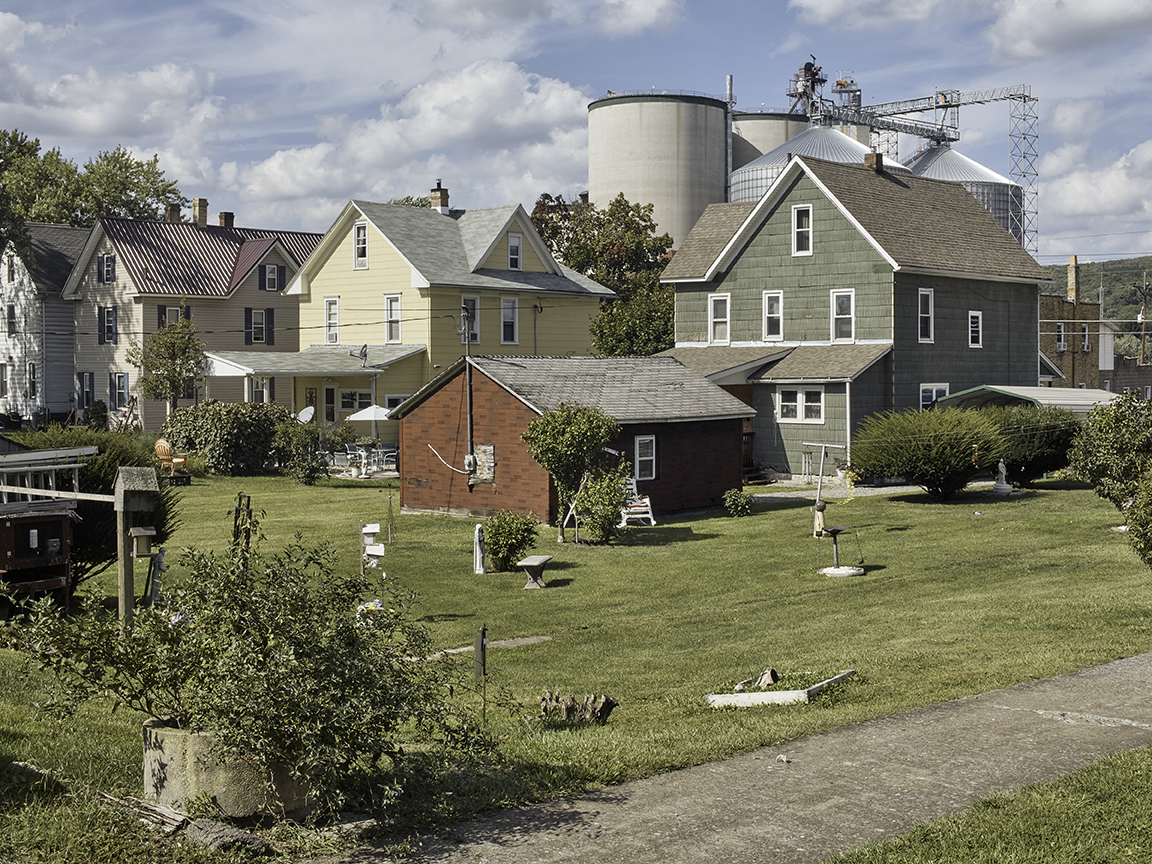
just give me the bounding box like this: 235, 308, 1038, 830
1038, 256, 1114, 390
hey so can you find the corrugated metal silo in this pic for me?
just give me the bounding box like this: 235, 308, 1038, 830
729, 125, 911, 203
906, 145, 1024, 244
588, 91, 728, 248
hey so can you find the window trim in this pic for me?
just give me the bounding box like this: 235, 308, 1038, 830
1056, 322, 1066, 351
501, 296, 518, 345
78, 371, 92, 408
461, 295, 479, 343
384, 393, 411, 412
384, 294, 402, 344
113, 371, 129, 409
104, 306, 118, 345
0, 363, 7, 399
508, 233, 522, 271
777, 386, 825, 424
352, 222, 368, 270
920, 383, 949, 411
634, 434, 656, 481
1081, 323, 1090, 352
831, 289, 854, 343
325, 298, 339, 345
251, 308, 266, 344
792, 204, 812, 257
708, 292, 730, 346
763, 290, 783, 342
918, 288, 934, 343
6, 304, 15, 337
968, 310, 983, 348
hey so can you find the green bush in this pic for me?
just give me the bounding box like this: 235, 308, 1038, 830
1126, 468, 1152, 569
982, 405, 1080, 487
1068, 392, 1152, 512
574, 462, 631, 544
273, 417, 326, 485
83, 400, 107, 431
10, 426, 181, 588
162, 400, 290, 475
851, 407, 1003, 501
484, 510, 539, 571
723, 488, 753, 517
325, 421, 358, 453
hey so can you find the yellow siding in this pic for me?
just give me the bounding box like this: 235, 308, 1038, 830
479, 219, 547, 272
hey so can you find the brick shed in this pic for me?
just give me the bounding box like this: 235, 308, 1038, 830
393, 355, 756, 521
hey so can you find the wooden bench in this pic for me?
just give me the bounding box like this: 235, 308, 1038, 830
516, 554, 553, 589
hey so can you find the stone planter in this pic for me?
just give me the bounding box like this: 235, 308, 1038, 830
143, 719, 310, 819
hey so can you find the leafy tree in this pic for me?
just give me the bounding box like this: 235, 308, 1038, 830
389, 194, 432, 208
850, 408, 1004, 501
1068, 391, 1152, 512
0, 130, 187, 227
1125, 467, 1152, 569
982, 405, 1081, 487
126, 310, 209, 413
522, 403, 620, 541
531, 192, 674, 355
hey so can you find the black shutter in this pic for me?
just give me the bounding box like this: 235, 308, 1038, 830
277, 265, 286, 291
109, 307, 118, 345
97, 306, 105, 345
257, 265, 266, 290
269, 377, 275, 402
265, 308, 275, 345
158, 305, 167, 329
244, 307, 253, 345
183, 305, 192, 320
108, 373, 114, 404
96, 256, 104, 283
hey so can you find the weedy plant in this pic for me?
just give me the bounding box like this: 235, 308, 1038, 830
723, 488, 753, 517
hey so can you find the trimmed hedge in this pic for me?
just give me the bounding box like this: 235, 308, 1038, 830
982, 405, 1080, 487
162, 400, 291, 475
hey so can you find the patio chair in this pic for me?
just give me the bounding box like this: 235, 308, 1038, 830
619, 477, 656, 527
154, 438, 188, 477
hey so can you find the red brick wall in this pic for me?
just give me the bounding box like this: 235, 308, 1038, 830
399, 368, 555, 520
617, 418, 743, 512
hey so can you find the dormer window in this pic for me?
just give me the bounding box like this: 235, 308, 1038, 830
260, 264, 284, 291
353, 222, 368, 269
508, 233, 522, 270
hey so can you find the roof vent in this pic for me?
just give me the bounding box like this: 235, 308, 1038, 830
430, 180, 450, 215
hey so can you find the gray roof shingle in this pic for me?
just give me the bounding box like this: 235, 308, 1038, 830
208, 344, 425, 376
24, 223, 89, 290
661, 202, 756, 282
748, 343, 892, 382
659, 345, 791, 378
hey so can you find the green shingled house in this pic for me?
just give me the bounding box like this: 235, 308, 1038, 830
660, 154, 1048, 478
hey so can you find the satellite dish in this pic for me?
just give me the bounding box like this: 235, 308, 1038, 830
297, 405, 315, 423
348, 344, 369, 366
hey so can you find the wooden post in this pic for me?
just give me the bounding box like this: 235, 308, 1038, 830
117, 510, 133, 624
114, 467, 159, 624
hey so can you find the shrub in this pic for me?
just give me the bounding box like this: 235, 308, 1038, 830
484, 510, 539, 571
18, 524, 489, 816
273, 417, 326, 485
982, 405, 1080, 487
325, 421, 358, 453
83, 400, 107, 431
574, 461, 630, 544
1068, 392, 1152, 512
1126, 468, 1152, 569
723, 488, 753, 517
850, 407, 1003, 501
9, 426, 181, 588
162, 400, 291, 475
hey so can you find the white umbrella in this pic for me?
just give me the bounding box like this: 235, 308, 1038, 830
347, 404, 391, 422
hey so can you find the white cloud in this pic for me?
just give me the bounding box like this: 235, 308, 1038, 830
787, 0, 991, 28
596, 0, 684, 35
1048, 100, 1103, 146
987, 0, 1152, 61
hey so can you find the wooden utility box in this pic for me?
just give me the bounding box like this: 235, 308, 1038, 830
0, 507, 74, 602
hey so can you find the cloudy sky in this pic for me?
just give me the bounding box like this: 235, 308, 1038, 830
3, 0, 1152, 264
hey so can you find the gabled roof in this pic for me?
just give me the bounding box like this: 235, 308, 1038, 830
393, 355, 756, 424
748, 343, 892, 383
663, 156, 1047, 285
288, 200, 614, 299
63, 218, 323, 298
660, 345, 790, 379
207, 344, 426, 377
22, 223, 89, 290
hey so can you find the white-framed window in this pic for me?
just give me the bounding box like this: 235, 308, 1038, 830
252, 376, 267, 404
634, 435, 656, 481
508, 233, 522, 270
325, 298, 339, 344
384, 294, 401, 343
165, 306, 182, 326
792, 204, 812, 256
920, 383, 948, 411
112, 372, 129, 409
78, 371, 92, 408
341, 390, 372, 412
461, 296, 479, 343
384, 393, 411, 411
101, 306, 118, 345
27, 363, 35, 399
0, 363, 7, 398
832, 290, 854, 342
501, 297, 518, 344
709, 293, 730, 345
251, 309, 266, 344
96, 254, 116, 283
777, 386, 824, 424
353, 222, 368, 269
763, 291, 783, 341
918, 288, 934, 343
1056, 322, 1066, 351
1145, 386, 1151, 400
969, 310, 983, 348
262, 265, 279, 291
1081, 323, 1090, 352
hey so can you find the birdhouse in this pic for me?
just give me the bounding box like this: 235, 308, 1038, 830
114, 467, 159, 513
129, 526, 157, 558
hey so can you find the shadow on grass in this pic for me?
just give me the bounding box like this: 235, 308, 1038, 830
616, 527, 721, 546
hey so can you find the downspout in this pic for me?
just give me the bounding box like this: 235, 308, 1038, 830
845, 379, 852, 466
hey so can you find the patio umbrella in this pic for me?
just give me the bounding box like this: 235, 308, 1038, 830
347, 404, 391, 422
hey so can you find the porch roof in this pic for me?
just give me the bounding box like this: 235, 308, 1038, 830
206, 344, 426, 377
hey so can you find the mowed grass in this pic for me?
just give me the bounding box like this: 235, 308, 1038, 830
3, 475, 1152, 857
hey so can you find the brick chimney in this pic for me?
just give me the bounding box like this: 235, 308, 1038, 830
192, 198, 209, 227
864, 152, 884, 173
218, 211, 235, 228
1068, 255, 1080, 304
430, 180, 450, 215
166, 202, 182, 222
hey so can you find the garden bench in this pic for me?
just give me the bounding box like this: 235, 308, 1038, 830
516, 554, 553, 589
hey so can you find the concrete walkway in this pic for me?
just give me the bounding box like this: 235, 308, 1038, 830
326, 652, 1152, 863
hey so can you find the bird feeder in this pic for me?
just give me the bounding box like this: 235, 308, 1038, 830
129, 526, 157, 558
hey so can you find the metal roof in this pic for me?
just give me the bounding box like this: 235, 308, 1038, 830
906, 145, 1017, 186
936, 385, 1117, 417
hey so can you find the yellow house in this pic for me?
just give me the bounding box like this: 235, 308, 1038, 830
282, 184, 614, 445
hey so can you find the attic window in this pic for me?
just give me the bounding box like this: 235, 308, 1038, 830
792, 205, 812, 257
353, 222, 368, 270
508, 233, 522, 270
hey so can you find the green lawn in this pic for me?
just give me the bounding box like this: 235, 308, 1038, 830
3, 475, 1152, 859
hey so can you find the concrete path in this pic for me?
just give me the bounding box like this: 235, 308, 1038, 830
326, 652, 1152, 863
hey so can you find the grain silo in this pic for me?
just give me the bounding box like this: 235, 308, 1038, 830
731, 112, 809, 170
587, 91, 728, 248
729, 125, 911, 203
905, 144, 1024, 244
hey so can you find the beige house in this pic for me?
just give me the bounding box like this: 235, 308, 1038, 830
62, 200, 322, 430
284, 184, 613, 446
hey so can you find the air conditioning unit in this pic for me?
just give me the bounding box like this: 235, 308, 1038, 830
1056, 342, 1067, 352
1082, 345, 1091, 353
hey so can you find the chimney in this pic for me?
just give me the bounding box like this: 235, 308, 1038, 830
865, 151, 884, 173
1068, 255, 1080, 304
192, 198, 209, 227
218, 211, 234, 228
166, 202, 182, 222
430, 180, 450, 215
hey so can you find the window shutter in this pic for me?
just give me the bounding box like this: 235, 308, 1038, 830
158, 305, 167, 329
77, 373, 83, 405
183, 305, 192, 320
109, 307, 118, 345
258, 265, 266, 290
122, 372, 129, 406
269, 377, 276, 402
108, 256, 115, 281
277, 266, 285, 291
265, 307, 274, 345
108, 372, 115, 403
97, 306, 105, 345
244, 307, 253, 345
96, 256, 104, 283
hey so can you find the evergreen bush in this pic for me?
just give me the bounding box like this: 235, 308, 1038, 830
982, 405, 1080, 487
484, 510, 539, 571
162, 400, 290, 475
850, 407, 1003, 501
83, 400, 107, 431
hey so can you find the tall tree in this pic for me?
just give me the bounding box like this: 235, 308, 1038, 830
126, 311, 209, 413
531, 192, 674, 356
